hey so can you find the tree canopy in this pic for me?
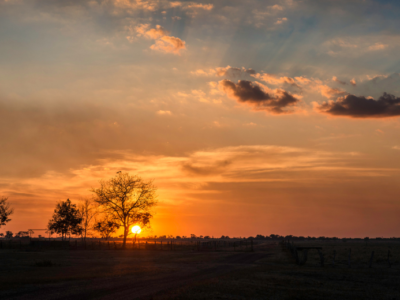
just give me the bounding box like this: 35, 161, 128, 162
48, 199, 83, 240
92, 172, 157, 248
0, 197, 13, 228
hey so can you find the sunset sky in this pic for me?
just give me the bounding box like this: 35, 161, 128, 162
1, 0, 400, 238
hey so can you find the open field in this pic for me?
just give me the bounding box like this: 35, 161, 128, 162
0, 239, 399, 299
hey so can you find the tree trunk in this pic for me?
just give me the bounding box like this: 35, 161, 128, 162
122, 226, 127, 249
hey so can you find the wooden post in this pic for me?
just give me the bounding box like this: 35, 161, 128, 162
161, 241, 163, 250
388, 250, 392, 268
114, 241, 116, 250
348, 249, 351, 268
369, 251, 374, 268
332, 250, 336, 265
145, 241, 148, 250
318, 249, 324, 267
108, 241, 110, 249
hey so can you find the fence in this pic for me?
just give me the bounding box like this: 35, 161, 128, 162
283, 240, 395, 269
0, 238, 256, 252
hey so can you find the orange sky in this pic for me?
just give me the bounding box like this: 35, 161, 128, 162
1, 0, 400, 238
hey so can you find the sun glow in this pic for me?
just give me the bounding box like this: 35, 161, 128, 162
131, 225, 141, 234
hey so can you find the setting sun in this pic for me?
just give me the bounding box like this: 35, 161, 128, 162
131, 225, 141, 234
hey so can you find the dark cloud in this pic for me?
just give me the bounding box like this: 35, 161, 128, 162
182, 160, 231, 176
219, 80, 300, 114
317, 92, 400, 118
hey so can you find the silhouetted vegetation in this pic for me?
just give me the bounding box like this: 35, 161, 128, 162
92, 172, 157, 248
48, 199, 83, 240
0, 197, 13, 228
93, 217, 119, 240
77, 198, 98, 241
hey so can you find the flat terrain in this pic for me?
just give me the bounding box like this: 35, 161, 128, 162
0, 240, 399, 299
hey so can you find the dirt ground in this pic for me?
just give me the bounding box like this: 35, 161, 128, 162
0, 240, 399, 299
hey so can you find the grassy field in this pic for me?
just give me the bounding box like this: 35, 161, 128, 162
0, 239, 399, 299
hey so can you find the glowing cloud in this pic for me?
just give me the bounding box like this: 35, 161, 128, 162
135, 24, 186, 54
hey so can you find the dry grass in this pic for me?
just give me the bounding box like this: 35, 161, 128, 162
0, 240, 399, 299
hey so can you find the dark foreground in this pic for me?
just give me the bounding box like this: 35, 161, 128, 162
0, 241, 399, 299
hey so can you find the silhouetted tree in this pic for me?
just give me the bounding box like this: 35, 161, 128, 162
77, 197, 98, 241
16, 231, 29, 238
5, 231, 13, 238
0, 197, 13, 228
48, 199, 83, 240
93, 217, 119, 240
92, 172, 157, 248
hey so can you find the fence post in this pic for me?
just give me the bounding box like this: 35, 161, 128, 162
114, 241, 116, 250
108, 241, 110, 249
348, 249, 351, 268
161, 241, 163, 250
369, 251, 374, 268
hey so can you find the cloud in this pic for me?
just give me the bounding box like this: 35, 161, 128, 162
182, 160, 231, 176
218, 80, 300, 114
317, 92, 400, 118
323, 37, 396, 57
112, 0, 158, 11
332, 76, 346, 85
150, 35, 186, 54
275, 17, 287, 24
318, 85, 347, 99
135, 24, 186, 54
157, 110, 172, 115
191, 66, 256, 78
368, 43, 388, 51
350, 79, 357, 86
136, 24, 169, 39
184, 3, 213, 11
252, 72, 299, 87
